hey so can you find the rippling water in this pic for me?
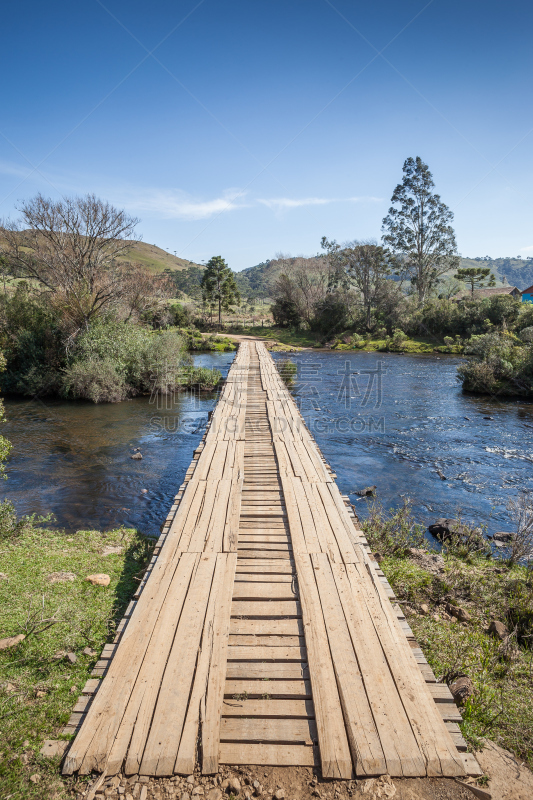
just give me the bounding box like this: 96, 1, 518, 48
2, 352, 235, 537
272, 350, 533, 535
3, 349, 533, 538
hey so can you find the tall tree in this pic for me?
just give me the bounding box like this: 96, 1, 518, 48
382, 157, 459, 304
454, 266, 496, 296
200, 255, 240, 327
0, 193, 139, 328
323, 239, 395, 330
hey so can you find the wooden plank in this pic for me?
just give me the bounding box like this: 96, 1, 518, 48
174, 553, 227, 775
232, 583, 297, 600
64, 552, 199, 776
220, 717, 317, 744
293, 552, 352, 779
310, 553, 386, 777
231, 600, 301, 617
219, 742, 317, 767
347, 558, 465, 777
228, 634, 304, 646
234, 573, 293, 583
227, 645, 306, 661
221, 698, 313, 716
229, 618, 303, 636
225, 680, 312, 699
328, 557, 425, 777
202, 553, 238, 775
237, 550, 292, 561
226, 662, 308, 680
139, 554, 218, 776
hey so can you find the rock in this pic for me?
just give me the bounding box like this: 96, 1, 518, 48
427, 518, 482, 546
66, 651, 77, 664
449, 676, 475, 705
489, 619, 509, 640
420, 603, 430, 615
102, 546, 123, 556
48, 571, 76, 583
36, 690, 47, 698
436, 469, 447, 480
0, 573, 7, 579
140, 788, 148, 800
483, 416, 494, 420
86, 574, 111, 587
83, 646, 97, 656
187, 776, 196, 784
207, 790, 223, 800
192, 788, 204, 796
70, 685, 78, 694
446, 603, 471, 622
492, 531, 514, 543
359, 775, 396, 798
273, 791, 284, 800
224, 778, 240, 795
432, 613, 440, 621
407, 548, 445, 575
131, 452, 143, 460
0, 633, 25, 650
357, 485, 377, 497
141, 489, 148, 494
29, 774, 41, 783
181, 794, 191, 800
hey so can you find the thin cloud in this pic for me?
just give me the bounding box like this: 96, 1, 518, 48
257, 196, 382, 211
126, 188, 249, 220
520, 245, 533, 252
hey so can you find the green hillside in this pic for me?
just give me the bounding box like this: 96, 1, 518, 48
236, 255, 533, 298
115, 241, 204, 273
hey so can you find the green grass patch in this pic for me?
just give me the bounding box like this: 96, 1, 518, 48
380, 553, 533, 767
0, 525, 154, 798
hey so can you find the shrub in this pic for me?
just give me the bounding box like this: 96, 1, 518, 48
457, 333, 533, 397
63, 357, 128, 403
277, 358, 297, 387
361, 499, 426, 557
519, 326, 533, 343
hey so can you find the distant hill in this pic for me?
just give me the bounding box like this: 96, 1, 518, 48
461, 256, 533, 289
115, 241, 204, 273
236, 255, 533, 298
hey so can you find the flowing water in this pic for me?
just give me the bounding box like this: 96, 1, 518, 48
271, 350, 533, 536
2, 349, 533, 538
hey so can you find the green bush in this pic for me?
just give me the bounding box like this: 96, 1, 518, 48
63, 357, 128, 403
457, 332, 533, 397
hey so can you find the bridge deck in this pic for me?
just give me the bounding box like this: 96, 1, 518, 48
63, 342, 475, 780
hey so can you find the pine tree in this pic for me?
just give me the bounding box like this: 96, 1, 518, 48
382, 157, 459, 304
454, 267, 496, 296
200, 256, 240, 328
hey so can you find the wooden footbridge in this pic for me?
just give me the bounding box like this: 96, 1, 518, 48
63, 342, 479, 781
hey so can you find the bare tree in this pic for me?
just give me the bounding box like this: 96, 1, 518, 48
271, 255, 331, 327
0, 193, 140, 329
504, 492, 533, 567
120, 264, 174, 322
323, 239, 395, 330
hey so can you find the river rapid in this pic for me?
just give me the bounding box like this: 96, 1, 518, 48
2, 350, 533, 538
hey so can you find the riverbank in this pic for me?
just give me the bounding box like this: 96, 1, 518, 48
0, 523, 154, 798
361, 502, 533, 772
222, 326, 464, 353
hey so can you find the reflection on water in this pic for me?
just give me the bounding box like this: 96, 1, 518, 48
2, 352, 235, 537
272, 350, 533, 535
3, 349, 533, 539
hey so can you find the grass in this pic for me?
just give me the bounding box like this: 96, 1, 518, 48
0, 524, 154, 799
379, 552, 533, 767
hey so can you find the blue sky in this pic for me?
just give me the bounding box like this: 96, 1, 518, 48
1, 0, 532, 270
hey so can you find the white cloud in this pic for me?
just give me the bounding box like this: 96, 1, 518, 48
124, 188, 249, 220
257, 196, 382, 211
520, 245, 533, 252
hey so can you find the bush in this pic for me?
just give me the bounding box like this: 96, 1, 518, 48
271, 298, 302, 328
457, 332, 533, 397
277, 358, 297, 386
519, 326, 533, 343
361, 499, 426, 557
63, 357, 128, 403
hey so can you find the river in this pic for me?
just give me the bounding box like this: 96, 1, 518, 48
2, 350, 533, 538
